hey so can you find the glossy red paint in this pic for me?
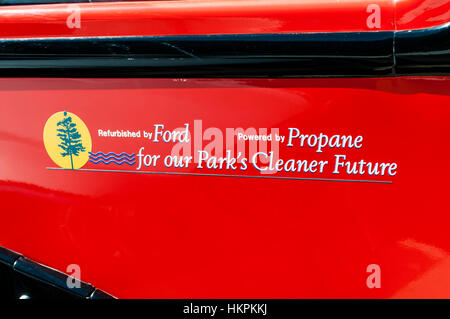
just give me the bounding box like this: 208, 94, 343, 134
0, 0, 447, 39
0, 0, 396, 38
1, 77, 450, 298
395, 0, 450, 30
0, 0, 447, 40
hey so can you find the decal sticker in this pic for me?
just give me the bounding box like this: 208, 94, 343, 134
44, 111, 397, 184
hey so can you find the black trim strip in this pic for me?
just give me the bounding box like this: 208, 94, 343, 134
0, 32, 394, 78
395, 22, 450, 75
0, 23, 447, 78
0, 246, 115, 299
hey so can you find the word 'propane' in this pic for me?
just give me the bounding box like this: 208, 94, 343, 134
287, 128, 363, 153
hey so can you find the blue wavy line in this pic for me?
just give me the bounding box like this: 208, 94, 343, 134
89, 151, 135, 158
89, 154, 136, 161
89, 159, 136, 165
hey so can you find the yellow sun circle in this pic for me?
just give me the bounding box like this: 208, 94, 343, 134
43, 111, 92, 169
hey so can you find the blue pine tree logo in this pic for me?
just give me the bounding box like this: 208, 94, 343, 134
57, 111, 86, 170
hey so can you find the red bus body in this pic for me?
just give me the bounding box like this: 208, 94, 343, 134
0, 0, 449, 298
